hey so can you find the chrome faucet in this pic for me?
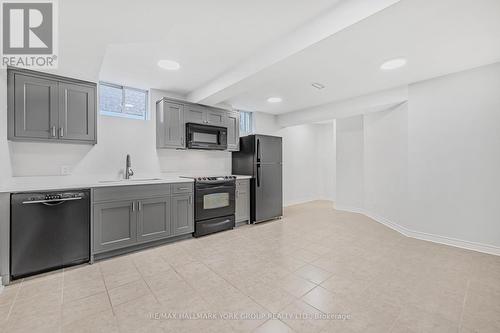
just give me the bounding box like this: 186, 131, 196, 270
125, 154, 134, 179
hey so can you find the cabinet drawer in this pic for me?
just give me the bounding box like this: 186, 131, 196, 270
172, 182, 193, 194
93, 184, 171, 202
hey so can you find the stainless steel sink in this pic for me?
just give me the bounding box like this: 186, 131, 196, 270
128, 178, 162, 182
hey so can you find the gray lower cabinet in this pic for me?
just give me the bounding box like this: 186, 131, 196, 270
156, 101, 185, 149
172, 194, 194, 235
7, 68, 97, 144
137, 196, 171, 242
235, 179, 250, 224
93, 200, 137, 253
92, 184, 194, 255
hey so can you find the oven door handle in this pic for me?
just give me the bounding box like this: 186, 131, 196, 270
209, 219, 232, 228
197, 185, 233, 191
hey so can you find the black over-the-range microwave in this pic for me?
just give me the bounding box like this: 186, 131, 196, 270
186, 123, 228, 150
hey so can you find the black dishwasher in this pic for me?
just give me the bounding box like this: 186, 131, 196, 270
10, 190, 90, 280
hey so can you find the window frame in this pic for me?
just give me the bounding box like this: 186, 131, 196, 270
239, 110, 253, 136
99, 81, 149, 120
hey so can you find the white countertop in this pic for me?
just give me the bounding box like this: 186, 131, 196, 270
0, 174, 253, 193
233, 175, 253, 180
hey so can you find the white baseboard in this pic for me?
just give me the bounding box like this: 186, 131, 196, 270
335, 205, 500, 257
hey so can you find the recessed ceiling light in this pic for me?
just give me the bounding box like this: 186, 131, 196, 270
267, 97, 282, 103
157, 59, 180, 71
380, 58, 407, 70
311, 82, 325, 90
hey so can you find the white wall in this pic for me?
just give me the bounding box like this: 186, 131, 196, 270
1, 87, 231, 180
252, 113, 336, 206
407, 63, 500, 249
335, 62, 500, 253
0, 69, 11, 187
316, 122, 336, 201
335, 115, 364, 210
363, 104, 408, 226
253, 111, 281, 135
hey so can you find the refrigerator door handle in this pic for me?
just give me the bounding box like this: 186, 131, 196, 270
257, 164, 261, 187
257, 139, 261, 163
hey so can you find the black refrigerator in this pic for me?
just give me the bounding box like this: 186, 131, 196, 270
232, 134, 283, 223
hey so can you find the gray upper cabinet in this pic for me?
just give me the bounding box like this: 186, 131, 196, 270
7, 68, 97, 144
12, 74, 58, 140
156, 97, 240, 151
185, 105, 225, 127
93, 200, 137, 253
137, 196, 172, 243
227, 111, 240, 151
58, 83, 96, 142
206, 109, 225, 127
172, 194, 194, 235
184, 105, 206, 124
156, 100, 185, 149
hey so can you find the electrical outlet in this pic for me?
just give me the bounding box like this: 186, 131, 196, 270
60, 165, 72, 176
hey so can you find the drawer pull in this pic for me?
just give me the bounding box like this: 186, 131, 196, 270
177, 187, 189, 190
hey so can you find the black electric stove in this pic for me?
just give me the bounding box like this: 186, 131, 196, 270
182, 176, 236, 237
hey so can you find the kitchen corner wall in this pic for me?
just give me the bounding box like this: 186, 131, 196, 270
335, 62, 500, 253
0, 69, 12, 186
0, 86, 231, 180
253, 112, 336, 206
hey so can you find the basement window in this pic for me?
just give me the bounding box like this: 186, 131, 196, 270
240, 111, 253, 136
99, 82, 148, 120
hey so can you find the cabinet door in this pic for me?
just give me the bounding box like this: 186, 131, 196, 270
93, 200, 137, 253
172, 194, 194, 235
158, 101, 185, 148
227, 111, 240, 151
235, 180, 250, 223
185, 106, 206, 124
13, 74, 58, 139
58, 82, 96, 142
137, 197, 172, 243
206, 109, 225, 126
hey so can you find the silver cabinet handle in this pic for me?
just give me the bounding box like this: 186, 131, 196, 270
132, 202, 135, 212
138, 201, 142, 211
59, 127, 64, 137
51, 126, 56, 137
178, 187, 189, 190
188, 196, 192, 205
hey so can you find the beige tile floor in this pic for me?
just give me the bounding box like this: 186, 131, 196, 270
1, 200, 499, 333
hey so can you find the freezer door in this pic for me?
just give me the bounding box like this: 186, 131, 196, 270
254, 163, 283, 222
255, 135, 282, 164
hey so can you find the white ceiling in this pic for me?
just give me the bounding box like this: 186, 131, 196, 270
223, 0, 500, 114
52, 0, 337, 89
49, 0, 500, 115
